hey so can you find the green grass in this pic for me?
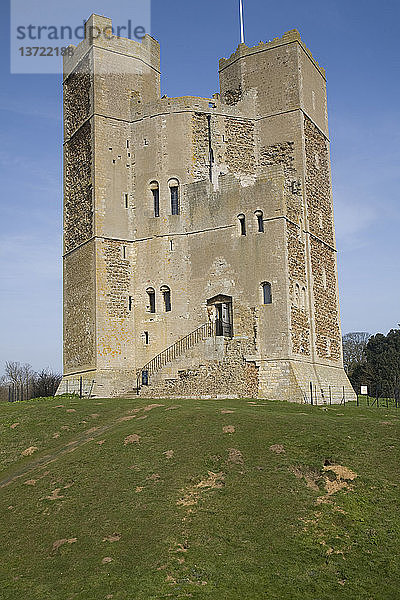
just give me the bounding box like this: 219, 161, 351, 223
0, 396, 399, 599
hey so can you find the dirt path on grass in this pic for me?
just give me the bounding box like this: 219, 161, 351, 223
0, 404, 164, 489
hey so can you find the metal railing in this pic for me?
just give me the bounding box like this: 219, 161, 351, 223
136, 321, 216, 392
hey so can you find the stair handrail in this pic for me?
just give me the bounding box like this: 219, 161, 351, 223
136, 321, 216, 391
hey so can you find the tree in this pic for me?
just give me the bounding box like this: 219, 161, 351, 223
342, 332, 371, 374
31, 369, 62, 398
4, 361, 34, 385
366, 328, 400, 397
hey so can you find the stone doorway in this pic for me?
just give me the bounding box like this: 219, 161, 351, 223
207, 295, 233, 337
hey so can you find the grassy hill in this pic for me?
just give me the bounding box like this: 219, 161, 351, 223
0, 396, 399, 599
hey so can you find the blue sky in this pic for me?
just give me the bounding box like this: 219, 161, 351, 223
0, 0, 399, 374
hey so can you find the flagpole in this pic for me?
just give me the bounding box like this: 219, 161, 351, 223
239, 0, 245, 44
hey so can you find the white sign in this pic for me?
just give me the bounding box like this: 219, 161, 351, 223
361, 385, 368, 396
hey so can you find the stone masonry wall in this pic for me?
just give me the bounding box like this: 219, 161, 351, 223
191, 112, 210, 180
63, 54, 93, 138
260, 141, 310, 355
225, 117, 255, 175
103, 240, 131, 319
304, 115, 340, 361
304, 116, 334, 246
141, 339, 259, 399
64, 121, 93, 252
310, 239, 341, 360
64, 241, 95, 371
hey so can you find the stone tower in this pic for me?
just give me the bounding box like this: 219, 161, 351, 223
58, 14, 355, 402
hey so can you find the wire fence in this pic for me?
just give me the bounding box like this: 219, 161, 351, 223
8, 377, 95, 402
302, 381, 399, 408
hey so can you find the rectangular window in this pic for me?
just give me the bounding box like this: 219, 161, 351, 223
170, 187, 179, 215
144, 331, 149, 344
122, 245, 127, 259
124, 193, 129, 208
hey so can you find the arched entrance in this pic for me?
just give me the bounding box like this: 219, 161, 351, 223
207, 295, 233, 337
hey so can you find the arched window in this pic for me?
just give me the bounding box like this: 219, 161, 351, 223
146, 287, 156, 313
169, 178, 180, 215
295, 283, 300, 307
255, 210, 264, 233
150, 181, 159, 217
238, 213, 246, 236
160, 285, 171, 312
261, 282, 272, 305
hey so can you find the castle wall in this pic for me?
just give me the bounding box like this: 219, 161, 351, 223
59, 16, 354, 401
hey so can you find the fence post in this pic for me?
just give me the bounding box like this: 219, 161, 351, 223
310, 382, 313, 406
356, 393, 359, 406
79, 376, 83, 399
329, 386, 332, 406
343, 386, 345, 406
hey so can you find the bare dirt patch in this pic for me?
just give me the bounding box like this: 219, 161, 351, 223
290, 465, 321, 491
315, 464, 358, 503
66, 409, 76, 413
135, 486, 144, 493
124, 434, 140, 445
90, 413, 100, 418
324, 464, 357, 481
52, 538, 77, 552
21, 446, 38, 457
97, 440, 106, 445
102, 557, 113, 564
137, 416, 148, 421
270, 444, 285, 454
10, 423, 20, 429
143, 403, 164, 412
227, 448, 244, 465
24, 479, 36, 486
61, 426, 69, 430
163, 450, 174, 459
222, 425, 235, 434
221, 409, 234, 414
165, 405, 181, 410
84, 427, 98, 437
147, 473, 161, 482
53, 432, 60, 439
177, 471, 224, 507
103, 534, 121, 543
118, 416, 136, 422
45, 488, 64, 501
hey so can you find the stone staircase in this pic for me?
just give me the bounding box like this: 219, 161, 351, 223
123, 322, 216, 397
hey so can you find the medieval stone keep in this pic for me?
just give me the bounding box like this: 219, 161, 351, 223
57, 14, 355, 402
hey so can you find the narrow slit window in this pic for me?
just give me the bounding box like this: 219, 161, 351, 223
150, 181, 159, 217
261, 282, 272, 305
169, 179, 180, 215
295, 283, 300, 307
322, 267, 327, 290
146, 287, 156, 313
238, 214, 246, 236
128, 296, 133, 311
122, 245, 127, 259
144, 331, 149, 345
301, 287, 306, 309
169, 240, 173, 251
124, 193, 129, 208
255, 210, 264, 233
161, 285, 171, 312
